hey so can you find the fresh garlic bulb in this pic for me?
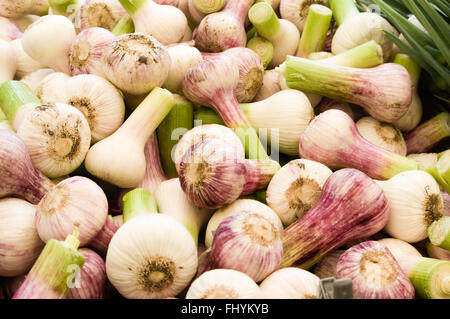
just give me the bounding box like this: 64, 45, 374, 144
0, 40, 16, 84
106, 214, 198, 298
407, 153, 438, 170
356, 117, 407, 156
101, 33, 171, 95
253, 69, 282, 102
315, 98, 355, 120
210, 211, 283, 282
75, 0, 127, 31
164, 44, 203, 94
393, 91, 422, 132
61, 74, 125, 143
280, 0, 329, 32
186, 269, 261, 299
10, 39, 44, 80
313, 249, 345, 279
36, 176, 109, 246
266, 159, 333, 226
0, 198, 45, 276
35, 72, 70, 103
16, 103, 91, 178
205, 199, 283, 249
259, 268, 321, 299
378, 170, 444, 243
69, 27, 116, 77
174, 124, 244, 174
20, 69, 54, 94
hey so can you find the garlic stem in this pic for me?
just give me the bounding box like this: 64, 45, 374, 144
426, 242, 450, 261
321, 40, 383, 68
122, 188, 158, 223
157, 95, 194, 178
247, 37, 274, 69
328, 0, 359, 26
282, 56, 412, 123
405, 113, 450, 155
111, 15, 135, 36
195, 107, 225, 125
296, 4, 332, 58
12, 232, 85, 299
194, 0, 225, 13
49, 0, 79, 15
428, 216, 450, 251
248, 2, 280, 39
137, 133, 168, 192
394, 53, 421, 88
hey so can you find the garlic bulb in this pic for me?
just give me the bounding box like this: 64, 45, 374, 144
20, 69, 54, 94
186, 269, 261, 299
101, 33, 171, 95
21, 15, 77, 74
259, 268, 321, 299
356, 117, 407, 156
17, 103, 91, 178
0, 40, 16, 84
205, 199, 283, 249
36, 176, 109, 246
0, 0, 49, 18
315, 98, 355, 120
0, 16, 22, 42
378, 170, 443, 243
67, 248, 107, 299
10, 15, 39, 32
69, 27, 116, 77
210, 211, 283, 282
10, 39, 44, 80
88, 215, 120, 256
266, 159, 333, 226
36, 72, 70, 103
253, 69, 282, 102
106, 214, 198, 298
0, 198, 45, 276
121, 0, 188, 45
60, 74, 126, 143
241, 90, 314, 156
332, 12, 398, 62
164, 44, 203, 94
313, 249, 345, 279
280, 0, 329, 32
75, 0, 127, 31
174, 124, 244, 174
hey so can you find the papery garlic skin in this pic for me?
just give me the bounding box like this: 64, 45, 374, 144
332, 13, 398, 62
35, 72, 70, 103
0, 198, 45, 276
67, 248, 107, 299
0, 16, 22, 42
211, 211, 283, 282
313, 249, 345, 279
69, 27, 116, 77
88, 215, 120, 256
280, 0, 329, 32
75, 0, 127, 31
186, 269, 261, 299
174, 124, 244, 174
63, 74, 125, 143
21, 15, 76, 74
101, 33, 171, 95
253, 69, 282, 102
10, 39, 44, 80
17, 103, 91, 178
0, 40, 16, 84
393, 91, 422, 132
0, 0, 49, 18
356, 117, 407, 156
315, 98, 355, 120
378, 170, 443, 243
336, 241, 415, 299
260, 268, 321, 299
36, 176, 108, 246
164, 44, 203, 94
205, 199, 283, 249
266, 159, 332, 226
106, 214, 198, 299
20, 69, 54, 95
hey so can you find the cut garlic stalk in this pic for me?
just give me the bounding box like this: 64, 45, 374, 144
36, 176, 109, 246
0, 198, 45, 276
377, 170, 443, 243
266, 159, 332, 226
106, 214, 198, 298
356, 117, 407, 156
210, 211, 283, 282
259, 268, 321, 299
186, 269, 261, 299
205, 199, 283, 249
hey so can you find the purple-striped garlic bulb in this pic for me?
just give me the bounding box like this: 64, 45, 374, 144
336, 241, 415, 299
0, 129, 54, 204
299, 109, 418, 180
35, 176, 109, 247
313, 249, 345, 279
88, 215, 120, 256
210, 211, 283, 282
74, 0, 127, 31
67, 248, 106, 299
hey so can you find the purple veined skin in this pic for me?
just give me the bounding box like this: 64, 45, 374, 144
88, 216, 119, 256
336, 241, 415, 299
0, 129, 54, 204
281, 168, 390, 269
299, 109, 418, 180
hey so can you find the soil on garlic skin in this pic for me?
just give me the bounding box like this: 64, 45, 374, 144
39, 184, 70, 215
359, 250, 398, 287
286, 176, 322, 219
136, 256, 177, 293
375, 122, 403, 144
242, 213, 278, 247
424, 192, 443, 226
